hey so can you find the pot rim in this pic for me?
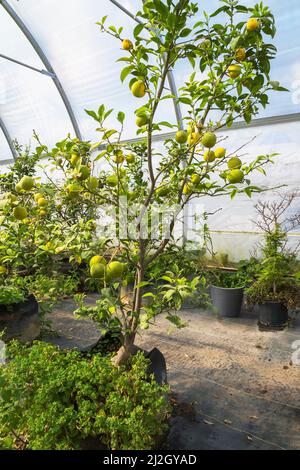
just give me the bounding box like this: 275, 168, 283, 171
210, 284, 245, 292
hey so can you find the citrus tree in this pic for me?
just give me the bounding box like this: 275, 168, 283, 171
1, 0, 284, 366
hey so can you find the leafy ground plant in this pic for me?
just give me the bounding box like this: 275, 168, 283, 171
0, 341, 170, 450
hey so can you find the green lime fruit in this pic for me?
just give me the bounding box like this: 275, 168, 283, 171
107, 175, 118, 187
37, 198, 48, 207
214, 147, 226, 159
13, 206, 28, 220
131, 80, 146, 98
106, 261, 125, 279
228, 157, 242, 170
90, 263, 106, 279
227, 169, 244, 184
19, 176, 34, 191
204, 150, 216, 162
90, 255, 107, 267
183, 183, 192, 195
191, 174, 201, 185
136, 115, 149, 127
175, 130, 188, 144
228, 64, 242, 79
126, 154, 135, 164
201, 132, 217, 149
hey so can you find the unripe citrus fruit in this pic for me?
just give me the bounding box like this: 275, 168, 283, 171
136, 115, 149, 127
13, 206, 27, 220
39, 209, 47, 217
215, 147, 226, 159
106, 261, 125, 279
86, 176, 99, 191
228, 64, 242, 79
183, 183, 192, 195
122, 39, 133, 51
131, 80, 146, 98
126, 154, 135, 164
246, 18, 260, 32
201, 132, 217, 149
19, 176, 34, 191
228, 157, 242, 170
175, 130, 188, 144
67, 183, 82, 195
15, 183, 23, 193
204, 150, 216, 162
191, 174, 201, 185
37, 197, 48, 207
90, 263, 106, 279
236, 48, 246, 61
107, 174, 118, 187
227, 169, 244, 184
90, 255, 107, 267
78, 165, 90, 181
34, 193, 44, 203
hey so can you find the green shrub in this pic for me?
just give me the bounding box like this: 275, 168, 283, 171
0, 286, 26, 306
0, 342, 170, 450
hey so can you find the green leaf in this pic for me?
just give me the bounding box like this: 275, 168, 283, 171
117, 112, 125, 124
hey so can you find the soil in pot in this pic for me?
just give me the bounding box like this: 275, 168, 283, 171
0, 294, 40, 341
210, 285, 244, 318
257, 301, 289, 331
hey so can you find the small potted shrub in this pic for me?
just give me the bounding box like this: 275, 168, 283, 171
246, 194, 300, 330
209, 269, 249, 318
246, 227, 300, 330
0, 285, 40, 341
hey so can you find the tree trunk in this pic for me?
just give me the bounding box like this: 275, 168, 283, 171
112, 262, 144, 367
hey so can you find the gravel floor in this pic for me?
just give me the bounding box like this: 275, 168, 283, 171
46, 298, 300, 450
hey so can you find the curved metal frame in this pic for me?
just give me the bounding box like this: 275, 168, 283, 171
0, 0, 82, 140
0, 116, 17, 159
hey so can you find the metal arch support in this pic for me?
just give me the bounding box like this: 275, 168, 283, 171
0, 0, 82, 140
0, 116, 17, 160
109, 0, 184, 130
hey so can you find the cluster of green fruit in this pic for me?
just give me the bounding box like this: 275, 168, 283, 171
6, 176, 36, 220
89, 255, 126, 282
228, 17, 261, 79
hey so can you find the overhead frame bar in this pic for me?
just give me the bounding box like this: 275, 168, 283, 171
0, 0, 82, 140
0, 116, 17, 159
109, 0, 184, 130
0, 52, 55, 77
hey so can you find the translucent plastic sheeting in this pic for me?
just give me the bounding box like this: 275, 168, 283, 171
0, 126, 12, 161
187, 119, 300, 260
0, 7, 75, 159
174, 0, 300, 119
7, 0, 177, 144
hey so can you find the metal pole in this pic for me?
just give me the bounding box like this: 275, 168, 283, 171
0, 116, 17, 160
0, 0, 82, 140
0, 53, 55, 77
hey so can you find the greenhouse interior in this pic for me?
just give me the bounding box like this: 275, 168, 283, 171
0, 0, 300, 455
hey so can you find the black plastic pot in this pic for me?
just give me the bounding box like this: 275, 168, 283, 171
210, 285, 244, 318
0, 294, 40, 341
257, 301, 288, 331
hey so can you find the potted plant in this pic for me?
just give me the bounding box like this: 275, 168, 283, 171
246, 194, 300, 330
0, 0, 281, 366
209, 269, 250, 318
0, 285, 40, 341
